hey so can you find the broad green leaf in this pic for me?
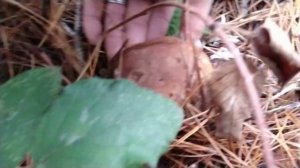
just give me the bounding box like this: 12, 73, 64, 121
32, 78, 183, 168
0, 67, 62, 168
0, 68, 183, 168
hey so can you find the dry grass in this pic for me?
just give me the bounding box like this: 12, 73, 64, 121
1, 0, 300, 168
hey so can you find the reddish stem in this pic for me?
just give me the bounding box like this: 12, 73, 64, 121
214, 27, 276, 168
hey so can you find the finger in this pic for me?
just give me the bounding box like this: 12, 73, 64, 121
147, 3, 175, 40
125, 0, 151, 46
82, 0, 104, 45
183, 0, 213, 40
104, 3, 126, 59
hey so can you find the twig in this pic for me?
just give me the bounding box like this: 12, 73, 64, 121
74, 0, 84, 62
267, 102, 300, 113
181, 0, 191, 40
213, 25, 276, 168
41, 0, 50, 19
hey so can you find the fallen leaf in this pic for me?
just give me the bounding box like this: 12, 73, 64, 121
252, 19, 300, 86
205, 59, 266, 140
190, 43, 214, 110
112, 36, 195, 104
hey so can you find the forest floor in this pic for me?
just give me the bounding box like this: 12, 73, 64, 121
1, 0, 300, 167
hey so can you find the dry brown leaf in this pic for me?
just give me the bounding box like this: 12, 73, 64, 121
205, 59, 266, 140
190, 46, 215, 110
252, 19, 300, 86
112, 36, 195, 104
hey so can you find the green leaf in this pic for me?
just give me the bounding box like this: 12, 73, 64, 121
167, 8, 182, 36
32, 78, 183, 168
0, 67, 62, 168
0, 68, 183, 168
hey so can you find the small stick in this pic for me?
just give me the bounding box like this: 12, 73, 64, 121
74, 0, 84, 62
41, 0, 50, 19
181, 0, 191, 40
213, 25, 276, 168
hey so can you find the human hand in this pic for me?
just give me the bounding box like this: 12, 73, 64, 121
83, 0, 213, 59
